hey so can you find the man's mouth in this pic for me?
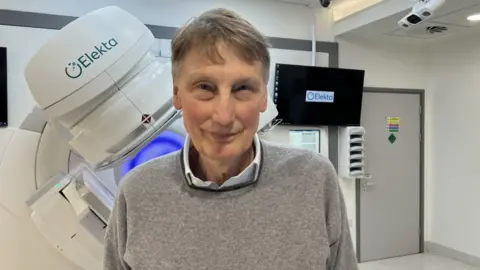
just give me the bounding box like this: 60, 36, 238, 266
210, 132, 238, 142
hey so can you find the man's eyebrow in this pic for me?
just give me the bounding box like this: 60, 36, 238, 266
187, 73, 216, 83
187, 73, 262, 86
232, 77, 261, 86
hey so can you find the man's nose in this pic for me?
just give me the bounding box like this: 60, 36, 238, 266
211, 95, 235, 126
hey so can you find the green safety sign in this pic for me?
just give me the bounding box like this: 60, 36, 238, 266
388, 133, 397, 144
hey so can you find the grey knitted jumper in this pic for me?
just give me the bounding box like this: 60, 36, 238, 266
103, 140, 358, 270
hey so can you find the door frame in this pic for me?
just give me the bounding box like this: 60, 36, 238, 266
356, 87, 425, 262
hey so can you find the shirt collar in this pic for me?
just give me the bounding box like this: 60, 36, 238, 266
182, 134, 262, 190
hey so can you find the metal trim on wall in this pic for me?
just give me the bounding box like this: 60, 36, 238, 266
356, 87, 426, 262
0, 8, 340, 169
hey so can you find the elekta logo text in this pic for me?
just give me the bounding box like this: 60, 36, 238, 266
305, 90, 335, 103
65, 38, 118, 79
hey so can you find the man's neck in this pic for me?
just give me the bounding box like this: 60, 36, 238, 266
191, 146, 255, 185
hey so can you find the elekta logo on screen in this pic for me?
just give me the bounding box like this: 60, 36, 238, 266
305, 90, 335, 103
65, 38, 118, 79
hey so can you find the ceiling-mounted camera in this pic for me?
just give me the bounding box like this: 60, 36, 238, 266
398, 0, 445, 28
319, 0, 332, 8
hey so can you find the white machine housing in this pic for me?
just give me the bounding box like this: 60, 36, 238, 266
338, 126, 366, 178
398, 0, 446, 28
14, 6, 280, 270
26, 163, 112, 269
24, 6, 183, 170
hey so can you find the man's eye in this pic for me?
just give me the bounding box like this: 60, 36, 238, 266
233, 85, 250, 92
197, 83, 214, 91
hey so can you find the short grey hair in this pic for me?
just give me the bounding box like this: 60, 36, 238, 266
171, 8, 271, 82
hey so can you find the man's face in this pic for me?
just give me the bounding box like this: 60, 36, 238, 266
173, 44, 268, 160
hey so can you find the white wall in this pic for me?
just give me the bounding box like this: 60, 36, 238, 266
426, 28, 480, 259
338, 36, 428, 89
337, 35, 430, 248
338, 26, 480, 260
2, 0, 315, 40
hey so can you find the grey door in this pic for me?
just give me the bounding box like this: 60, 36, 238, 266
358, 91, 422, 262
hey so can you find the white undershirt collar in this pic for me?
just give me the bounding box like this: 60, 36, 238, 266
182, 134, 262, 190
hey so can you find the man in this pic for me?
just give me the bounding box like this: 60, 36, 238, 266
104, 8, 358, 270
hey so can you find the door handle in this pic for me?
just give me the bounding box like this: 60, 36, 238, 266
362, 180, 375, 191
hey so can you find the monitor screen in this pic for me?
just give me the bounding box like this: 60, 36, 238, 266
0, 47, 7, 127
274, 64, 365, 126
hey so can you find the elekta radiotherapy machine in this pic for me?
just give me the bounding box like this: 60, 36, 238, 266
0, 6, 279, 269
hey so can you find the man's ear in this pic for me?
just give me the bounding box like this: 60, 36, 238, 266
260, 89, 268, 113
173, 85, 182, 110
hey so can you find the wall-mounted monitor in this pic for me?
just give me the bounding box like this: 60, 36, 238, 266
274, 64, 365, 126
0, 47, 7, 127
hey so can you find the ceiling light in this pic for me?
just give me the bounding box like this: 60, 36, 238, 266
467, 14, 480, 21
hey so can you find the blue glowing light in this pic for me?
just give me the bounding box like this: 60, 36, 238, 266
121, 131, 185, 176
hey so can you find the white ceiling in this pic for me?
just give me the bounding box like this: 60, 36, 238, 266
266, 0, 318, 6
339, 0, 480, 42
265, 0, 355, 7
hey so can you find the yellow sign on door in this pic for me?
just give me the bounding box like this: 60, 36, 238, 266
386, 117, 400, 133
